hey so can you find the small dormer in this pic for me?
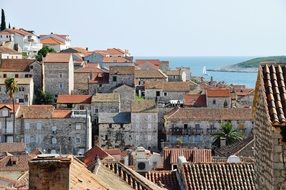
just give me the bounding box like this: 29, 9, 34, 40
0, 106, 11, 117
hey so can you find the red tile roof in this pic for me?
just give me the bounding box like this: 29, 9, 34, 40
88, 72, 109, 84
165, 108, 253, 122
145, 170, 179, 190
0, 154, 32, 171
95, 48, 126, 56
145, 81, 190, 92
44, 53, 71, 63
0, 104, 20, 113
0, 46, 20, 54
184, 94, 206, 107
75, 63, 103, 73
40, 37, 64, 45
181, 162, 255, 189
110, 66, 135, 75
135, 59, 162, 67
163, 148, 212, 170
0, 59, 35, 72
0, 143, 26, 153
135, 69, 167, 79
52, 109, 72, 118
103, 57, 131, 63
18, 105, 55, 119
206, 88, 231, 97
57, 95, 92, 104
83, 146, 111, 168
0, 28, 34, 36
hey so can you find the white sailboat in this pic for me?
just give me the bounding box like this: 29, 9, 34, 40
202, 66, 208, 75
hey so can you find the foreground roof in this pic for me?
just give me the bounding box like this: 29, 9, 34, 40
165, 108, 253, 122
145, 170, 179, 190
256, 64, 286, 125
0, 143, 26, 153
181, 162, 255, 190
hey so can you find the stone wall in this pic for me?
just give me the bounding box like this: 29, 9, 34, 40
98, 123, 132, 148
206, 97, 231, 108
113, 85, 135, 112
131, 112, 158, 150
109, 74, 134, 87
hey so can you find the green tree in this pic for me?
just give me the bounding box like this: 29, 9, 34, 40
213, 122, 243, 146
1, 9, 6, 31
5, 78, 18, 142
34, 90, 54, 104
36, 46, 55, 61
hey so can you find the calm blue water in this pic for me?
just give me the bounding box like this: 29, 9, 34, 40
135, 56, 258, 88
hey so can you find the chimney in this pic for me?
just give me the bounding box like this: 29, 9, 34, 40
220, 137, 226, 147
29, 155, 71, 190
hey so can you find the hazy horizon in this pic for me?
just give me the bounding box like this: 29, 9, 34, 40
2, 0, 286, 56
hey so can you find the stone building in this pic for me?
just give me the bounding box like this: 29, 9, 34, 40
112, 84, 135, 112
135, 59, 169, 71
164, 107, 253, 148
91, 93, 120, 115
253, 63, 286, 190
164, 69, 187, 82
56, 95, 92, 111
0, 59, 42, 90
98, 112, 131, 149
19, 105, 92, 155
109, 66, 135, 88
0, 104, 21, 143
131, 100, 158, 150
0, 78, 34, 105
206, 88, 231, 108
43, 53, 74, 96
144, 81, 190, 104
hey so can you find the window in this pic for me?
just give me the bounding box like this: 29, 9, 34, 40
59, 73, 63, 78
15, 74, 19, 78
19, 87, 25, 91
30, 65, 33, 69
94, 108, 98, 113
19, 99, 24, 103
136, 135, 139, 141
25, 123, 30, 130
51, 149, 56, 154
148, 123, 152, 129
148, 135, 151, 141
76, 135, 81, 144
79, 105, 84, 110
59, 83, 63, 89
164, 92, 167, 96
213, 99, 216, 104
6, 136, 13, 143
25, 74, 29, 78
3, 74, 6, 78
6, 122, 13, 133
184, 124, 188, 130
2, 109, 9, 117
156, 91, 160, 97
25, 135, 30, 143
52, 126, 57, 133
52, 137, 57, 144
148, 115, 152, 121
112, 76, 117, 82
37, 123, 42, 130
76, 123, 81, 130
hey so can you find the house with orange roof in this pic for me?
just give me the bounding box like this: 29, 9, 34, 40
56, 95, 92, 110
0, 27, 42, 57
18, 105, 92, 154
206, 87, 231, 108
0, 46, 22, 59
163, 107, 253, 148
135, 59, 169, 71
43, 53, 74, 96
39, 32, 70, 51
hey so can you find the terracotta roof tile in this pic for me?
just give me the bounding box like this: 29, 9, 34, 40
52, 109, 72, 118
184, 94, 206, 107
44, 53, 71, 63
57, 95, 92, 104
103, 57, 131, 63
92, 93, 119, 102
0, 59, 35, 72
206, 88, 231, 97
131, 99, 157, 113
259, 64, 286, 125
135, 69, 167, 79
0, 143, 25, 153
135, 59, 162, 67
18, 105, 55, 119
40, 37, 64, 45
1, 28, 34, 36
145, 170, 179, 190
0, 104, 20, 113
83, 146, 111, 168
165, 107, 252, 122
145, 81, 190, 92
0, 46, 20, 54
163, 148, 212, 169
109, 66, 134, 75
0, 154, 32, 172
75, 63, 103, 73
182, 162, 255, 189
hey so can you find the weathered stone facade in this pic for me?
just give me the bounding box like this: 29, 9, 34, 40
206, 96, 231, 108
43, 54, 74, 96
112, 84, 134, 112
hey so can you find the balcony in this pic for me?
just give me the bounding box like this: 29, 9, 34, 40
71, 110, 88, 118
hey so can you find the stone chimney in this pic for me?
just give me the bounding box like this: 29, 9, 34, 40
29, 155, 71, 190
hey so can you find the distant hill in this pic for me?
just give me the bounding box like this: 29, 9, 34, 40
232, 56, 286, 68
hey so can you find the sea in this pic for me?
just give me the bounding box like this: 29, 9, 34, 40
135, 56, 258, 88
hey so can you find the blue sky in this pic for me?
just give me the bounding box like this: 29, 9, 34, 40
1, 0, 286, 56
